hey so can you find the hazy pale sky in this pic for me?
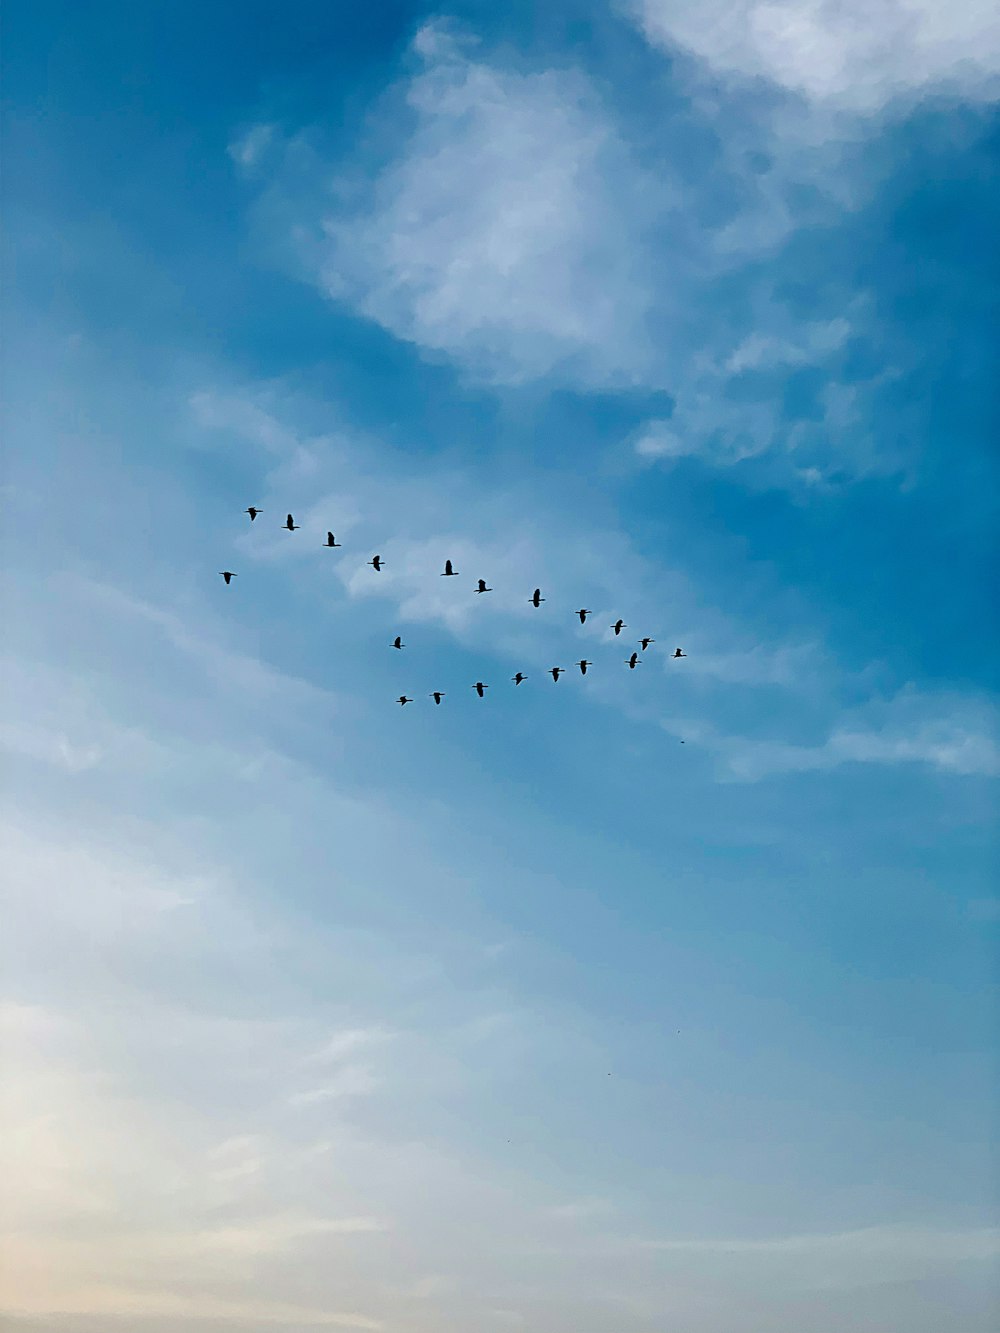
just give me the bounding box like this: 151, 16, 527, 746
2, 2, 998, 1330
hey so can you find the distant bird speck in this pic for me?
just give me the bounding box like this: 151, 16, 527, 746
577, 659, 592, 675
325, 532, 341, 548
612, 619, 626, 635
626, 651, 640, 669
476, 578, 492, 593
673, 647, 686, 658
549, 667, 565, 682
441, 559, 458, 577
219, 571, 237, 585
512, 672, 527, 685
245, 507, 261, 521
392, 636, 404, 650
640, 637, 655, 651
473, 681, 488, 698
577, 608, 592, 624
530, 588, 545, 608
368, 555, 384, 572
397, 696, 413, 706
430, 691, 445, 705
285, 513, 299, 531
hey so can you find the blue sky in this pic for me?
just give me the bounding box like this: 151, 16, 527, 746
2, 2, 998, 1328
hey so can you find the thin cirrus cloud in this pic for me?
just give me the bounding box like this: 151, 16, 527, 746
233, 21, 660, 389
629, 0, 1000, 111
191, 385, 999, 783
230, 23, 912, 489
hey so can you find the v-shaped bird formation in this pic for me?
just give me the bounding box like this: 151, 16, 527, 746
221, 509, 688, 703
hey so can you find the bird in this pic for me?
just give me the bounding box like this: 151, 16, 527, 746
529, 588, 545, 608
512, 672, 527, 685
392, 636, 404, 650
577, 659, 592, 675
576, 608, 592, 624
640, 637, 655, 651
441, 559, 459, 577
673, 647, 686, 658
476, 578, 492, 593
285, 513, 299, 531
324, 532, 341, 548
219, 571, 237, 584
549, 667, 565, 682
625, 651, 640, 669
473, 682, 488, 698
430, 691, 445, 705
368, 555, 384, 571
612, 619, 626, 635
397, 696, 413, 706
245, 507, 261, 521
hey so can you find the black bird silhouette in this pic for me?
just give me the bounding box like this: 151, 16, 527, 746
673, 647, 687, 658
285, 513, 299, 531
576, 608, 592, 624
442, 559, 459, 577
625, 651, 640, 669
512, 672, 527, 685
325, 532, 341, 548
612, 619, 626, 635
392, 636, 404, 650
430, 691, 445, 705
476, 578, 492, 593
219, 571, 237, 585
549, 667, 565, 682
640, 637, 655, 651
397, 696, 413, 706
368, 555, 384, 571
245, 507, 261, 521
473, 681, 488, 698
577, 659, 592, 675
529, 588, 545, 608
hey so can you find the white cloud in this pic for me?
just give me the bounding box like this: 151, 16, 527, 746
631, 0, 1000, 111
724, 318, 851, 374
306, 22, 657, 386
229, 122, 277, 171
714, 687, 1000, 779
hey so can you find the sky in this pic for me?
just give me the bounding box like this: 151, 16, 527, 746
1, 1, 998, 1329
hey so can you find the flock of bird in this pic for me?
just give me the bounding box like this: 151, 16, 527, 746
221, 508, 687, 706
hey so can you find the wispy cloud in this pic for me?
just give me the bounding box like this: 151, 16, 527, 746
703, 686, 1000, 780
631, 0, 1000, 111
313, 21, 657, 386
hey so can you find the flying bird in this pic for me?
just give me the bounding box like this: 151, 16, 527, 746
245, 507, 261, 521
473, 681, 489, 698
512, 672, 527, 685
392, 636, 404, 650
549, 667, 565, 682
325, 532, 341, 548
529, 588, 545, 608
441, 559, 459, 577
219, 571, 237, 585
577, 659, 592, 675
368, 555, 384, 571
626, 651, 640, 669
612, 619, 626, 635
640, 637, 655, 651
476, 578, 492, 593
430, 691, 445, 705
576, 608, 592, 624
285, 513, 299, 531
397, 696, 413, 706
673, 647, 686, 658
